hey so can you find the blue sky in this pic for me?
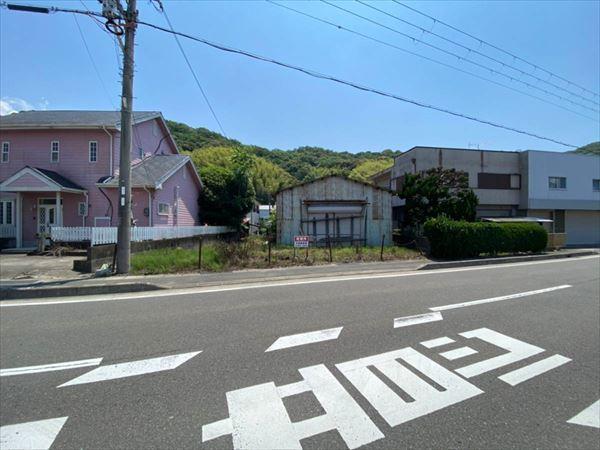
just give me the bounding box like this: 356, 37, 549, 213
1, 0, 598, 153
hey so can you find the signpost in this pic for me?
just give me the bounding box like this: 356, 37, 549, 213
294, 235, 310, 260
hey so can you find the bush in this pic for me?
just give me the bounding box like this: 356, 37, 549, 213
424, 217, 548, 259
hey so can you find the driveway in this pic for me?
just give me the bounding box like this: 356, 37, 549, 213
0, 254, 86, 281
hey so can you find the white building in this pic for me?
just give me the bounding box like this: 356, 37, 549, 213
374, 147, 600, 247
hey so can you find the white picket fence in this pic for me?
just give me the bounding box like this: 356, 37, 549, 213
51, 226, 232, 246
0, 225, 16, 238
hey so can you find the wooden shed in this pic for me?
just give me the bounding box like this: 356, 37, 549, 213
275, 176, 393, 247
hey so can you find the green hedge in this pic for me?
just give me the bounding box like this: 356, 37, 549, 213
423, 217, 548, 259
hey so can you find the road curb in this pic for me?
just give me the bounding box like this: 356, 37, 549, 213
419, 250, 598, 270
0, 283, 164, 301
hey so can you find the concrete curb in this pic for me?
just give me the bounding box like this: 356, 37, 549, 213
419, 250, 598, 270
0, 283, 163, 301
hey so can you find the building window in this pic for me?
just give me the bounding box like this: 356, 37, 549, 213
548, 176, 566, 190
78, 202, 88, 217
0, 200, 13, 225
51, 141, 60, 163
593, 179, 600, 191
89, 141, 98, 162
1, 142, 9, 163
551, 210, 565, 233
158, 203, 170, 215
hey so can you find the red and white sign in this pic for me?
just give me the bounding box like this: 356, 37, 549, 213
293, 235, 310, 248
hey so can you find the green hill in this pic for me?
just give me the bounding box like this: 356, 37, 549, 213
166, 120, 401, 184
573, 141, 600, 156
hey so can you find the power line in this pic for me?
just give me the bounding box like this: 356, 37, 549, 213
72, 13, 116, 109
355, 0, 599, 106
266, 0, 596, 122
154, 0, 227, 136
394, 0, 600, 99
134, 18, 579, 148
321, 0, 599, 114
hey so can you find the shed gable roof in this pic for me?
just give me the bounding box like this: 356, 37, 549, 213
276, 175, 393, 195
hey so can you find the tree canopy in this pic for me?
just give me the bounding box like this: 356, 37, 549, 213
348, 158, 393, 183
573, 141, 600, 156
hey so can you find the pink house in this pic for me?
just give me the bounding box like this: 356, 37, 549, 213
0, 110, 202, 248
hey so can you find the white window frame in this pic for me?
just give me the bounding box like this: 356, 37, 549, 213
157, 202, 170, 215
1, 142, 9, 163
548, 176, 566, 190
593, 179, 600, 192
89, 141, 98, 163
78, 202, 88, 217
51, 141, 60, 163
0, 200, 14, 225
94, 216, 111, 226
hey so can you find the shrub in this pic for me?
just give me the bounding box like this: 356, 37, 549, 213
424, 217, 548, 259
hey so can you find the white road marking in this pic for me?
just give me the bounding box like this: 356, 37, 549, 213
336, 347, 483, 427
265, 327, 343, 352
0, 417, 68, 450
58, 351, 200, 387
567, 400, 600, 429
202, 418, 233, 442
0, 358, 102, 377
2, 255, 596, 308
393, 312, 443, 328
203, 365, 383, 449
455, 328, 544, 378
420, 336, 455, 348
498, 354, 571, 386
430, 285, 572, 311
439, 346, 478, 361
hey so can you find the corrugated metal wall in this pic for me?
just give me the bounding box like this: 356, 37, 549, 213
276, 177, 392, 246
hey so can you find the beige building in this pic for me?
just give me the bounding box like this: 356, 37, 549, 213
276, 176, 392, 247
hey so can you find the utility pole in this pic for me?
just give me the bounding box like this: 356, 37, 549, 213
115, 0, 137, 274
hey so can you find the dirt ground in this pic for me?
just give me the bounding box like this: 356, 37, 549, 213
0, 253, 86, 281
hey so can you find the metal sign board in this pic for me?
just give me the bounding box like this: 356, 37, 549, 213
293, 236, 310, 248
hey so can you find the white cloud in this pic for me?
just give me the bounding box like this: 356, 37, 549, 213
0, 97, 49, 116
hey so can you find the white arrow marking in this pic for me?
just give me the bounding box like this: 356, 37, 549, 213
265, 327, 343, 352
567, 400, 600, 428
1, 358, 102, 377
58, 351, 201, 387
0, 417, 68, 450
394, 312, 443, 328
429, 285, 572, 311
499, 354, 571, 386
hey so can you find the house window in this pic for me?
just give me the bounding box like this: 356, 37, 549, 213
89, 141, 98, 162
551, 210, 565, 233
1, 142, 9, 163
0, 200, 13, 225
78, 202, 88, 217
158, 203, 170, 215
51, 141, 60, 163
593, 179, 600, 191
548, 176, 566, 190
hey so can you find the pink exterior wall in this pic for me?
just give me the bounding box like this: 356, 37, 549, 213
153, 163, 200, 226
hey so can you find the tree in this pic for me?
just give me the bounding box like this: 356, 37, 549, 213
197, 149, 256, 228
349, 158, 393, 183
573, 141, 600, 156
398, 168, 478, 227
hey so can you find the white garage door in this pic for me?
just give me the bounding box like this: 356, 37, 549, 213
566, 210, 600, 246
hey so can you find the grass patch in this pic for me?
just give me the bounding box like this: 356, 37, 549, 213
131, 237, 422, 275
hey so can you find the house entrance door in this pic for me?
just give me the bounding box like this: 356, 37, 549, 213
38, 204, 56, 235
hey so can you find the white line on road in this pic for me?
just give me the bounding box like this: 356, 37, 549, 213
429, 285, 572, 311
439, 346, 478, 361
0, 417, 68, 450
420, 336, 455, 348
266, 327, 343, 352
0, 358, 102, 377
1, 255, 596, 308
58, 351, 201, 387
567, 400, 600, 429
498, 354, 571, 386
202, 418, 233, 442
393, 312, 443, 328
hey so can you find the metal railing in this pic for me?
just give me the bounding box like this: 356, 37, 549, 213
50, 226, 233, 246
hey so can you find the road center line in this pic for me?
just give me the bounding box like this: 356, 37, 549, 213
429, 285, 572, 311
0, 255, 596, 308
265, 327, 343, 352
393, 312, 443, 328
0, 358, 103, 377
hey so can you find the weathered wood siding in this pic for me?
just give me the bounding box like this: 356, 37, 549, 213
276, 176, 392, 246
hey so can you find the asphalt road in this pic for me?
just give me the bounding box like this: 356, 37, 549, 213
1, 256, 599, 449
